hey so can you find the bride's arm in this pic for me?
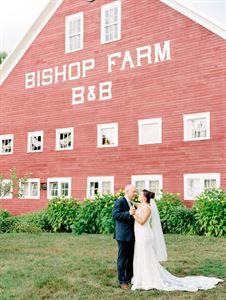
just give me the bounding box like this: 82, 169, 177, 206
133, 207, 151, 225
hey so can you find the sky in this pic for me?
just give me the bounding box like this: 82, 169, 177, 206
0, 0, 225, 53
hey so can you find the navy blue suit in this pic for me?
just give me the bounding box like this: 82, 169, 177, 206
112, 197, 135, 284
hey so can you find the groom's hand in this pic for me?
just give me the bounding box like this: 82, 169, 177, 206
129, 207, 136, 215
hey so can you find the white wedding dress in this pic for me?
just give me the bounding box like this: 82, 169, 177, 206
131, 204, 223, 291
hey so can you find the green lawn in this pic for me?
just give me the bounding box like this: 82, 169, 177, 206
0, 234, 225, 300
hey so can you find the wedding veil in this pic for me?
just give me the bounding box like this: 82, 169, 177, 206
150, 198, 168, 262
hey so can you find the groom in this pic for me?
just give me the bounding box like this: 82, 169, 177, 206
112, 184, 136, 289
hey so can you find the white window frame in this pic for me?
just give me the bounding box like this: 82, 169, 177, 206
0, 179, 12, 199
138, 118, 162, 145
97, 123, 118, 148
0, 134, 14, 155
65, 12, 84, 53
101, 0, 121, 44
183, 112, 210, 141
131, 175, 163, 199
87, 176, 114, 198
19, 178, 40, 199
184, 173, 220, 200
55, 128, 74, 151
47, 177, 72, 199
27, 131, 44, 153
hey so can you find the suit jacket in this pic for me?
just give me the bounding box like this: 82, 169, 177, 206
112, 196, 135, 241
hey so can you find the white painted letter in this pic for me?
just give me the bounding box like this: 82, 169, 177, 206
72, 86, 85, 104
54, 64, 67, 83
120, 50, 135, 70
154, 40, 171, 63
68, 62, 80, 80
107, 52, 121, 73
82, 59, 95, 78
87, 85, 96, 101
25, 72, 36, 89
136, 45, 152, 66
99, 81, 112, 101
42, 68, 53, 86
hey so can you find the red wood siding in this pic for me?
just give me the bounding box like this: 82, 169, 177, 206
0, 0, 225, 214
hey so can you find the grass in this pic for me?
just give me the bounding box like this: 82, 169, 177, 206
0, 234, 225, 300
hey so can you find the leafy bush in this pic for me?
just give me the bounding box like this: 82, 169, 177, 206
47, 197, 79, 232
72, 193, 117, 235
17, 210, 51, 232
157, 192, 183, 233
194, 188, 226, 237
10, 220, 42, 233
0, 210, 16, 233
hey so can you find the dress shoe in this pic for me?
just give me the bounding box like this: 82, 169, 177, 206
120, 283, 129, 289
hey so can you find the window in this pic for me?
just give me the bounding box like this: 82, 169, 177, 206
87, 176, 114, 198
0, 134, 13, 155
56, 128, 74, 151
27, 131, 43, 152
184, 112, 210, 141
97, 123, 118, 147
47, 177, 72, 199
184, 173, 220, 200
65, 12, 84, 53
20, 179, 40, 199
131, 175, 163, 199
101, 1, 121, 44
0, 179, 12, 199
138, 118, 162, 145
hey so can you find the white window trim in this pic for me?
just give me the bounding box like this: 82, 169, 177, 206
97, 122, 118, 148
19, 178, 40, 199
27, 131, 44, 153
47, 177, 72, 199
101, 0, 121, 44
138, 118, 162, 145
0, 179, 12, 199
183, 112, 210, 141
65, 12, 84, 53
55, 127, 74, 151
131, 175, 163, 198
87, 176, 114, 198
0, 134, 14, 155
184, 173, 220, 200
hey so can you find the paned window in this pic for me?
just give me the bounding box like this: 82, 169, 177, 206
184, 112, 210, 141
131, 175, 163, 199
101, 1, 121, 44
56, 128, 74, 150
184, 173, 220, 200
97, 123, 118, 147
47, 177, 72, 199
20, 179, 40, 199
65, 12, 84, 53
0, 134, 13, 155
27, 131, 43, 152
87, 176, 114, 198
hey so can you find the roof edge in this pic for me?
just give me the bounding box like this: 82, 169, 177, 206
0, 0, 63, 86
160, 0, 226, 40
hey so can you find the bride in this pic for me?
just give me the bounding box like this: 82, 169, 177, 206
131, 189, 223, 291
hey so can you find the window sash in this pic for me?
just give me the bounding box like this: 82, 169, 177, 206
87, 177, 114, 197
101, 1, 121, 44
65, 13, 83, 52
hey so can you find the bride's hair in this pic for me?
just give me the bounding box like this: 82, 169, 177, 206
142, 189, 155, 203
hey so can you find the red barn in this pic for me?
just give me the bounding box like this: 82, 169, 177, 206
0, 0, 225, 215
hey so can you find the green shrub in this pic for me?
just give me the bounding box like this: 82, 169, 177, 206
157, 192, 183, 233
0, 209, 11, 219
72, 193, 117, 235
10, 220, 42, 233
194, 188, 226, 237
47, 197, 79, 232
0, 216, 18, 233
17, 210, 51, 232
